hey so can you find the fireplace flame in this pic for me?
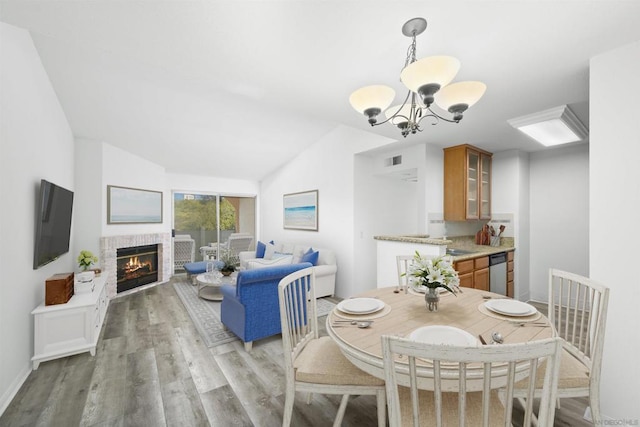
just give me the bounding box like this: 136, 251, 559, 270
123, 256, 153, 276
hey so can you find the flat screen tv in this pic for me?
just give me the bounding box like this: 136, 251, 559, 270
33, 179, 74, 269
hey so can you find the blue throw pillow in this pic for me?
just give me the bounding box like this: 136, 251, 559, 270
256, 241, 266, 258
300, 248, 319, 266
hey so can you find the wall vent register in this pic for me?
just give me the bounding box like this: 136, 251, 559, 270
385, 155, 403, 167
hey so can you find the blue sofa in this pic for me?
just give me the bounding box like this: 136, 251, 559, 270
220, 262, 313, 351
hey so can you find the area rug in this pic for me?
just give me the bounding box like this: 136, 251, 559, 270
173, 278, 239, 348
316, 297, 337, 317
173, 278, 337, 348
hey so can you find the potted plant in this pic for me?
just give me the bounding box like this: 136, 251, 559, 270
219, 253, 237, 276
77, 250, 98, 271
76, 250, 98, 293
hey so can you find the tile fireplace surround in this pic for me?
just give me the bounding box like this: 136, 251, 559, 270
100, 233, 171, 298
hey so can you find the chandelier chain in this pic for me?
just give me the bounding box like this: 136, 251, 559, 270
404, 33, 418, 70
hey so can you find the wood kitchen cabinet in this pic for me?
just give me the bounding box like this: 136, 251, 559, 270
473, 256, 490, 291
444, 144, 492, 221
455, 259, 474, 288
454, 256, 489, 290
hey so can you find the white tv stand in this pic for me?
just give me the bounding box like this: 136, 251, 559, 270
31, 275, 109, 369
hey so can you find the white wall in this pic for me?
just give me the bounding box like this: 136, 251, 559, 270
0, 23, 76, 414
73, 140, 171, 275
515, 152, 531, 301
260, 125, 392, 298
424, 144, 445, 233
529, 144, 589, 301
354, 151, 418, 293
74, 139, 103, 260
101, 143, 170, 237
492, 150, 530, 300
167, 173, 259, 198
591, 40, 640, 420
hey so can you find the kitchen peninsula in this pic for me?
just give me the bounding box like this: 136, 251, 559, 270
374, 235, 449, 287
374, 234, 515, 291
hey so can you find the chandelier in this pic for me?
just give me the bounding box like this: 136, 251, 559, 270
349, 17, 486, 137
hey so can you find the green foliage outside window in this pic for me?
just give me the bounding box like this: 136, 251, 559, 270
174, 197, 236, 231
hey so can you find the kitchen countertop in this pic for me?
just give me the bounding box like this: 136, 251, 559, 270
373, 235, 451, 245
446, 243, 515, 261
373, 234, 515, 261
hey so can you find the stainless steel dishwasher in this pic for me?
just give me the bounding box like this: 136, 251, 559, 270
489, 252, 507, 295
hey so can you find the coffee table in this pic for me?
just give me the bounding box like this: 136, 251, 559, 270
196, 272, 224, 301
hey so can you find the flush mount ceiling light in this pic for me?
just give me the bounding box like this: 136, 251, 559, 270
508, 105, 588, 146
349, 17, 486, 138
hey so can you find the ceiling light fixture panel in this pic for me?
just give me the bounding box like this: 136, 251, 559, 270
508, 105, 588, 146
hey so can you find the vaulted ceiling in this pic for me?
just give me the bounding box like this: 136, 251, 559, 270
2, 1, 640, 180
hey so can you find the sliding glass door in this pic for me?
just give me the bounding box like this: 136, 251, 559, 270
172, 192, 256, 270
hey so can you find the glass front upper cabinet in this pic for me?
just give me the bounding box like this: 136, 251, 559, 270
480, 154, 491, 219
444, 144, 492, 221
466, 151, 479, 219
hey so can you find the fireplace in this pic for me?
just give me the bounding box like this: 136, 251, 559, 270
101, 233, 171, 298
116, 244, 158, 293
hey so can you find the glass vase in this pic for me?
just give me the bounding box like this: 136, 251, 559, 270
425, 287, 440, 312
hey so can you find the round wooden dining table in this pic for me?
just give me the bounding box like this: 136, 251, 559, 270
326, 286, 555, 389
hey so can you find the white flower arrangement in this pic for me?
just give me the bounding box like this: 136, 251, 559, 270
406, 251, 460, 295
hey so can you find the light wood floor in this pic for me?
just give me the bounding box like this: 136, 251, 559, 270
1, 279, 592, 426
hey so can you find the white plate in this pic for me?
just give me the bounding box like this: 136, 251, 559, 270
408, 325, 478, 346
484, 299, 537, 317
337, 298, 384, 315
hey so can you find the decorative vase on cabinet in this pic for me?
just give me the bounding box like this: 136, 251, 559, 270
443, 144, 492, 221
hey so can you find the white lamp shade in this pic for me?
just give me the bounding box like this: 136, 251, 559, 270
400, 56, 460, 93
435, 81, 487, 110
349, 85, 396, 113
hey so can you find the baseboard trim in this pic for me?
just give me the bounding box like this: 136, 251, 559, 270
0, 363, 31, 417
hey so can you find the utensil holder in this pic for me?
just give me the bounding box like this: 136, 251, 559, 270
490, 236, 501, 247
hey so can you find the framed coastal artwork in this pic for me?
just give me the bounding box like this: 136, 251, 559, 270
107, 185, 163, 224
283, 190, 318, 231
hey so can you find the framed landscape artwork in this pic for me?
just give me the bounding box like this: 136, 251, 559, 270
107, 185, 163, 224
283, 190, 318, 231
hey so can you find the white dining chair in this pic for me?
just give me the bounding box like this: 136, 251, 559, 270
381, 334, 563, 427
278, 268, 386, 427
396, 254, 414, 293
510, 268, 610, 424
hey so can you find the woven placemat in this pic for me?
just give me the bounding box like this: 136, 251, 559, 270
331, 303, 392, 320
477, 302, 542, 322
